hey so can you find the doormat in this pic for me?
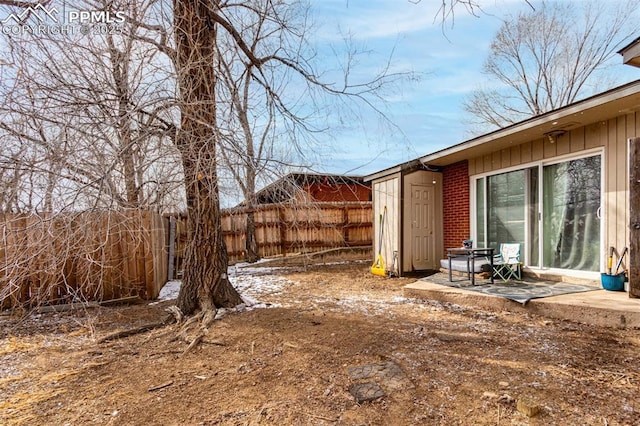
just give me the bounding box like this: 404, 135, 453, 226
420, 273, 600, 305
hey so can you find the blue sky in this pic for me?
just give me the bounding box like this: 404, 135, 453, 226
307, 0, 640, 176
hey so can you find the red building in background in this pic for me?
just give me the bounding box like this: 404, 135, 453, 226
252, 173, 371, 205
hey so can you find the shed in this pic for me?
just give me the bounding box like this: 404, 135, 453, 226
367, 162, 443, 276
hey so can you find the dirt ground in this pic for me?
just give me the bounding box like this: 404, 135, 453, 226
1, 259, 640, 425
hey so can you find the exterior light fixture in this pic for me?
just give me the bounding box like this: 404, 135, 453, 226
544, 130, 566, 144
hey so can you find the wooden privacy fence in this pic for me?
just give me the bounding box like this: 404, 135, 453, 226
0, 210, 167, 309
169, 202, 373, 277
1, 203, 372, 308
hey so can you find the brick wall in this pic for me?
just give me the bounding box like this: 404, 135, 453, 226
306, 182, 371, 202
442, 161, 470, 257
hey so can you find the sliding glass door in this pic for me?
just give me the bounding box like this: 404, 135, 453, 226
542, 156, 601, 271
474, 153, 601, 272
475, 169, 527, 257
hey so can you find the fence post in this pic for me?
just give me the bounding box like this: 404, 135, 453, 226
168, 216, 176, 281
343, 205, 349, 246
278, 205, 286, 256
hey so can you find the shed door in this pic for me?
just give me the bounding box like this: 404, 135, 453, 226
410, 184, 435, 269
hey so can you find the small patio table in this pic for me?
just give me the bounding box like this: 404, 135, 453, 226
447, 247, 495, 286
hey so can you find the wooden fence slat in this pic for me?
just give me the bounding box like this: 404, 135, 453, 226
168, 216, 176, 281
134, 211, 147, 298
15, 215, 30, 304
101, 213, 115, 301
142, 211, 155, 299
150, 214, 165, 298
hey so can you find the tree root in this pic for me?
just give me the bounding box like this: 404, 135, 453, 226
165, 305, 184, 324
183, 332, 204, 355
97, 320, 169, 344
181, 309, 205, 329
166, 306, 219, 355
95, 305, 220, 348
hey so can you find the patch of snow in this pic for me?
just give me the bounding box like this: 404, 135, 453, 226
231, 271, 295, 297
240, 295, 259, 307
156, 280, 181, 301
152, 263, 297, 309
231, 263, 299, 299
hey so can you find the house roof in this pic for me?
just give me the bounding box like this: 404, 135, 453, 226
365, 79, 640, 182
245, 173, 368, 205
618, 37, 640, 68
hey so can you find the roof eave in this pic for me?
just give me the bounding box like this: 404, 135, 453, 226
618, 37, 640, 67
418, 80, 640, 166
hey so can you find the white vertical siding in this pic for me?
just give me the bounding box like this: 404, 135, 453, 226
372, 175, 400, 272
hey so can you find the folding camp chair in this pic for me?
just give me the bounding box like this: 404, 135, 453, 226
492, 243, 522, 282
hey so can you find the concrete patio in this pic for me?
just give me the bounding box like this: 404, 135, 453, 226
404, 275, 640, 329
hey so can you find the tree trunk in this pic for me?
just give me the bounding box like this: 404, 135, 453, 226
108, 34, 140, 208
245, 209, 259, 263
174, 0, 243, 315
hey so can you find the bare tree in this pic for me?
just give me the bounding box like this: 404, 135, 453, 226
216, 4, 278, 263
0, 0, 183, 212
213, 0, 312, 263
0, 0, 187, 312
170, 0, 422, 325
170, 0, 243, 321
463, 0, 638, 131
